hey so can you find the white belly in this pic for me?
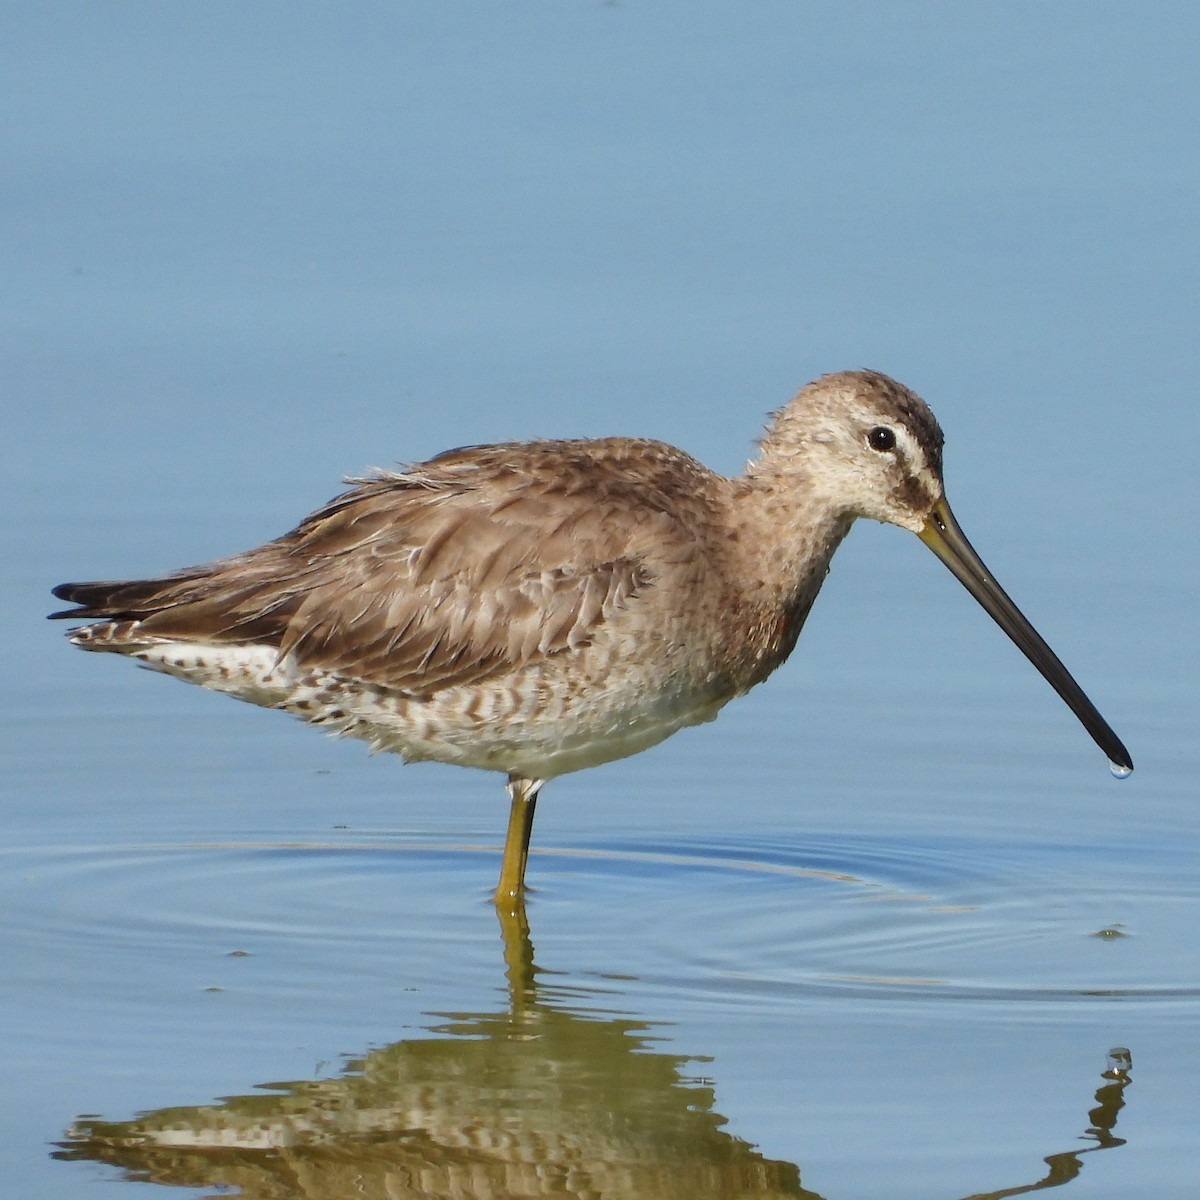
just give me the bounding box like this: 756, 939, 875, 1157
124, 638, 733, 782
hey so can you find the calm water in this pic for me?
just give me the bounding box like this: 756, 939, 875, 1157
4, 4, 1198, 1198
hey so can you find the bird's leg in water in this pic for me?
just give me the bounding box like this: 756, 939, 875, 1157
495, 775, 542, 907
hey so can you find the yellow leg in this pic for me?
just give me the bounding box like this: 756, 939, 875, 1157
494, 775, 542, 907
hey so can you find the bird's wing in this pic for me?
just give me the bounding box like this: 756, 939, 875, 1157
52, 440, 715, 696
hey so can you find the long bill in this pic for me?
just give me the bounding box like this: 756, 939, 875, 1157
918, 497, 1132, 775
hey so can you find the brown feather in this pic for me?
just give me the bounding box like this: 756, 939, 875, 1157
51, 437, 721, 696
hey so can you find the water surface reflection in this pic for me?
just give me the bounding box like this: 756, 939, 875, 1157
56, 907, 1132, 1199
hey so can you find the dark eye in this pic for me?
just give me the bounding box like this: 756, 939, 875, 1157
867, 426, 896, 452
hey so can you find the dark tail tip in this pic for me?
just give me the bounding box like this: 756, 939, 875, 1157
49, 581, 107, 620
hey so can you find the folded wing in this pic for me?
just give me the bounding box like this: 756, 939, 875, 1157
50, 440, 707, 697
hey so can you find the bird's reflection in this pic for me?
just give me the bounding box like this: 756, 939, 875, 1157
962, 1048, 1132, 1200
55, 906, 1132, 1200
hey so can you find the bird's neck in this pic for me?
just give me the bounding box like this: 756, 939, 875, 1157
720, 466, 856, 684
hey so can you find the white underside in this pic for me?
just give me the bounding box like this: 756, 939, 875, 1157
117, 637, 730, 782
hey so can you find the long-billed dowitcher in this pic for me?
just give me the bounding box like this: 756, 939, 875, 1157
51, 370, 1131, 904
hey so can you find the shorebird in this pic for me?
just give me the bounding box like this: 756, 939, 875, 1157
51, 370, 1131, 905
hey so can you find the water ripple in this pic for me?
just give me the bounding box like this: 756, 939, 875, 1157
5, 832, 1196, 1019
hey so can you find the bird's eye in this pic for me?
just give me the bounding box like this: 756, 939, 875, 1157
867, 426, 896, 452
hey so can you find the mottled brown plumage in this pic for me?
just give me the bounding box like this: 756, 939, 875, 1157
51, 370, 1131, 904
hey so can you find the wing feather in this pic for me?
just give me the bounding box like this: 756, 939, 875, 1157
52, 439, 719, 696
